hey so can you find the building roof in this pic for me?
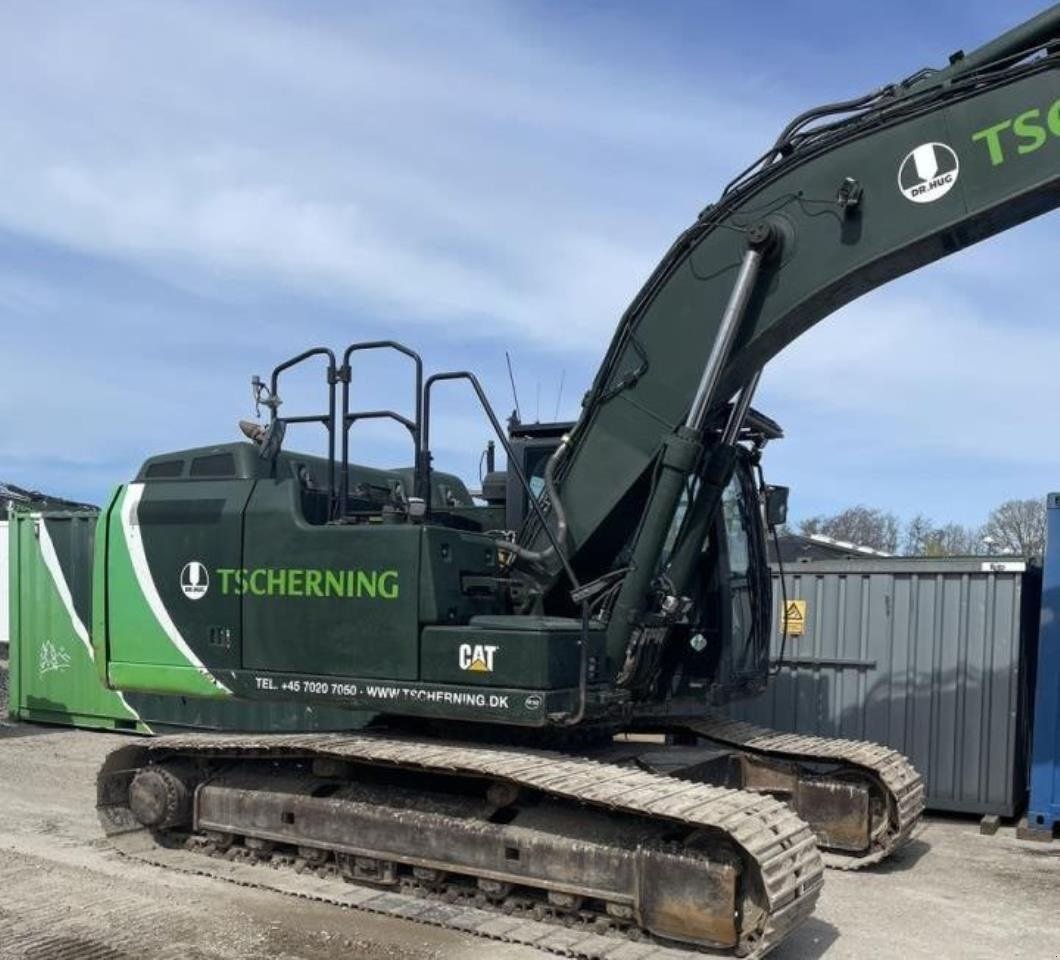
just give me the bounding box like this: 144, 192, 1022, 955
770, 532, 893, 563
1, 482, 96, 514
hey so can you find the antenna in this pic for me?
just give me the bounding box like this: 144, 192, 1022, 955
505, 351, 522, 421
554, 369, 566, 421
536, 381, 540, 423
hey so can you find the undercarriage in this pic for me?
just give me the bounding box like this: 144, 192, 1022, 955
96, 719, 924, 958
613, 716, 925, 869
98, 732, 824, 959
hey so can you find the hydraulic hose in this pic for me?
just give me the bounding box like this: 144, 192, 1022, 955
770, 86, 895, 153
498, 437, 570, 565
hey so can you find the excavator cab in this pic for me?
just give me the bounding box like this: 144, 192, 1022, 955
649, 415, 780, 707
482, 408, 784, 707
95, 337, 788, 727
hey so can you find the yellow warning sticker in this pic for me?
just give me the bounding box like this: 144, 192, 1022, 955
781, 599, 806, 636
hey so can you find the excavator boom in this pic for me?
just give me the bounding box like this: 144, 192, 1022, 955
529, 9, 1060, 637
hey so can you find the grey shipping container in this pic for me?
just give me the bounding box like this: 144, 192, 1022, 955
729, 558, 1040, 817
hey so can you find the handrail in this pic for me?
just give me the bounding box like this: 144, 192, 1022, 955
422, 370, 580, 590
339, 341, 423, 518
268, 346, 338, 504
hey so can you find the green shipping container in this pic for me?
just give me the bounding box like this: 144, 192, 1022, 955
7, 508, 369, 735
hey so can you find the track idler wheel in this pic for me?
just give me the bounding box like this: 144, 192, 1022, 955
128, 765, 196, 830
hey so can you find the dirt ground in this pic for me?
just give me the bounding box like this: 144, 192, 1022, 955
1, 680, 1058, 959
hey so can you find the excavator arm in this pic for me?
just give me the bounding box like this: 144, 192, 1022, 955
522, 6, 1060, 684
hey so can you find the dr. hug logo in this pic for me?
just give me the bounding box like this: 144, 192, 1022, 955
180, 561, 210, 600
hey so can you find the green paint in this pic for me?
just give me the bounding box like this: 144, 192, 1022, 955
7, 512, 20, 719
1014, 109, 1047, 155
8, 510, 145, 729
972, 119, 1012, 165
972, 97, 1060, 165
92, 487, 120, 689
108, 661, 230, 697
216, 566, 399, 599
105, 486, 230, 699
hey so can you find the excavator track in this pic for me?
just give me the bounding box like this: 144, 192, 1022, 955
686, 716, 925, 869
97, 733, 824, 959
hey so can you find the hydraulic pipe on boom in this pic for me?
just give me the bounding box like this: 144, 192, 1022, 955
905, 4, 1060, 94
720, 369, 763, 449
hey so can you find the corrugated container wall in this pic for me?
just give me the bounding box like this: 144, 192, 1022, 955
1, 520, 8, 648
729, 559, 1040, 816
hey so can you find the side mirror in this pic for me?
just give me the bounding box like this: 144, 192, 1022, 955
764, 484, 789, 528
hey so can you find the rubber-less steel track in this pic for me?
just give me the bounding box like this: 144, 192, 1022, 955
97, 733, 824, 959
688, 716, 925, 869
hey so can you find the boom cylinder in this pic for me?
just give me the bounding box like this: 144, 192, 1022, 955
662, 370, 763, 601
604, 229, 774, 681
685, 248, 765, 433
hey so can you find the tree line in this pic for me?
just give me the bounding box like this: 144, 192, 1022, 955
783, 498, 1047, 558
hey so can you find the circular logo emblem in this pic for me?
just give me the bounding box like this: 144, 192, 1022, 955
524, 695, 543, 711
898, 142, 959, 203
180, 561, 209, 600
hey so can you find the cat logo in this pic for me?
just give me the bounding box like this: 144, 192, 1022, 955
458, 643, 498, 673
180, 561, 210, 600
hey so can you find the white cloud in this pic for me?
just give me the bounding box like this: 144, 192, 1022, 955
0, 0, 776, 353
761, 227, 1060, 468
754, 219, 1060, 526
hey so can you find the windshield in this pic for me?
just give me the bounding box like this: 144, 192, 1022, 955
721, 459, 770, 684
524, 446, 550, 500
722, 478, 751, 577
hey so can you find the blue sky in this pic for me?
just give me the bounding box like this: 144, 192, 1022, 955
0, 0, 1056, 529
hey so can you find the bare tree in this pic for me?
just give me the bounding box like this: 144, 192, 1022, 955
903, 513, 935, 556
921, 522, 983, 557
798, 505, 900, 553
901, 514, 983, 556
791, 498, 1046, 559
982, 498, 1046, 557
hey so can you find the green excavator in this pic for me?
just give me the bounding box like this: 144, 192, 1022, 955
95, 7, 1058, 957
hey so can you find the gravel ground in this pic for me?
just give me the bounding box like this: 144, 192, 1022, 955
0, 713, 1057, 959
